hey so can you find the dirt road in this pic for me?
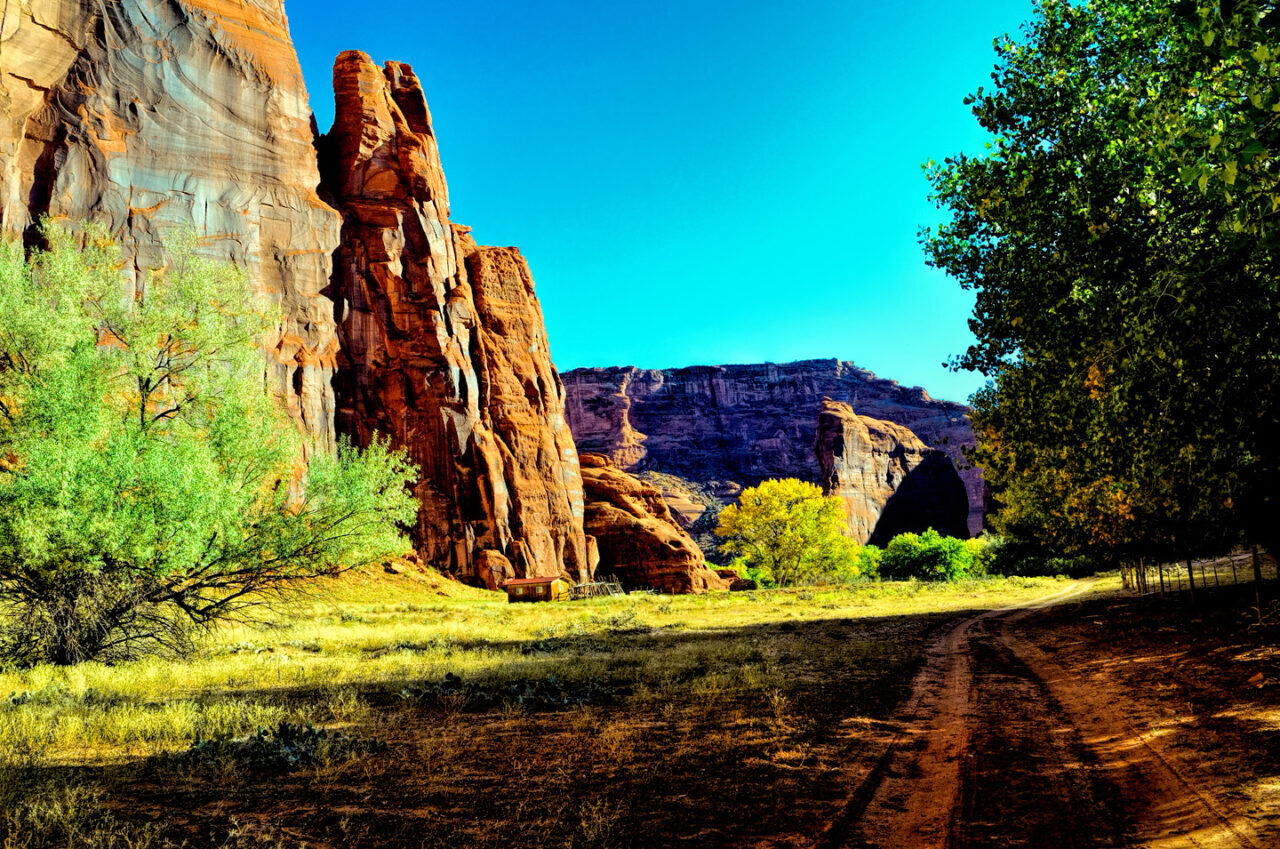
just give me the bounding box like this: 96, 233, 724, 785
819, 583, 1265, 849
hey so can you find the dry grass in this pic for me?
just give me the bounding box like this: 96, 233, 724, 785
0, 570, 1091, 847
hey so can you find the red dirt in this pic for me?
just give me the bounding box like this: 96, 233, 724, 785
823, 582, 1276, 849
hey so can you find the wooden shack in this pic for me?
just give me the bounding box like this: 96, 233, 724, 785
501, 576, 571, 603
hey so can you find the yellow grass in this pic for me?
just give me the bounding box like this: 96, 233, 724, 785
0, 570, 1089, 768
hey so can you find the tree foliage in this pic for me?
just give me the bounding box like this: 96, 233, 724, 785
0, 224, 418, 665
879, 529, 988, 582
715, 479, 865, 586
925, 0, 1280, 565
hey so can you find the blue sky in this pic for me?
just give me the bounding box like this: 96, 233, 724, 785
289, 1, 1035, 405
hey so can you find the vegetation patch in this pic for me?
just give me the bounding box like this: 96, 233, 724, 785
180, 721, 382, 771
399, 672, 618, 712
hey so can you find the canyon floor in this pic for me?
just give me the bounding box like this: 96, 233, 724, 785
1, 568, 1277, 849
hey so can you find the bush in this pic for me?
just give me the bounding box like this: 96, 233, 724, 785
850, 545, 883, 581
0, 223, 418, 666
879, 529, 977, 582
183, 722, 380, 771
981, 536, 1100, 578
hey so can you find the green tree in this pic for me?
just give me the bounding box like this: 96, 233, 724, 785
925, 0, 1280, 570
0, 224, 418, 666
879, 529, 979, 582
715, 479, 860, 586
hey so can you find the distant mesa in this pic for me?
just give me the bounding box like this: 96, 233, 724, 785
562, 360, 985, 541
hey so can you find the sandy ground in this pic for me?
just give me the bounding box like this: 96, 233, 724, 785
822, 581, 1277, 849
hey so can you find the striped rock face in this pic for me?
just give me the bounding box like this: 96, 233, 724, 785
815, 399, 970, 546
320, 52, 591, 585
0, 0, 341, 442
0, 4, 596, 584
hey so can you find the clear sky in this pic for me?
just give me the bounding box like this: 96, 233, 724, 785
288, 1, 1035, 405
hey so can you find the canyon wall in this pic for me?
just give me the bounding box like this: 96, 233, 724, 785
815, 400, 969, 545
0, 0, 341, 441
1, 5, 595, 585
563, 360, 985, 536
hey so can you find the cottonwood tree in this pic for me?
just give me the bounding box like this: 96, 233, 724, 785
0, 224, 418, 666
925, 0, 1280, 581
715, 479, 859, 586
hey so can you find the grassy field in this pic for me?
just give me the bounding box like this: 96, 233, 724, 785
0, 570, 1092, 848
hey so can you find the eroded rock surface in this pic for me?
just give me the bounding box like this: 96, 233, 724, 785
815, 399, 969, 545
320, 52, 590, 583
0, 0, 342, 441
580, 454, 729, 594
1, 6, 600, 586
563, 360, 985, 535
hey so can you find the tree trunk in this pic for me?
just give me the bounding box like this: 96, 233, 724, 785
1157, 559, 1166, 598
1186, 558, 1196, 603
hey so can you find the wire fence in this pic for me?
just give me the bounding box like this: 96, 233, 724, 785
1142, 551, 1278, 595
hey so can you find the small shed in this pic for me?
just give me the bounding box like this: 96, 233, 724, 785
501, 576, 572, 603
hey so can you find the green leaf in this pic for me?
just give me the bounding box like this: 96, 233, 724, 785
1241, 139, 1266, 163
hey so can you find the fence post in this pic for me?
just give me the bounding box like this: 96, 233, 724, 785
1255, 546, 1265, 627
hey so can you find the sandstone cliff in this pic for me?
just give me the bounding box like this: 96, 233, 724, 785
563, 360, 985, 535
579, 454, 729, 594
319, 52, 590, 584
2, 7, 594, 585
815, 399, 969, 545
0, 0, 341, 442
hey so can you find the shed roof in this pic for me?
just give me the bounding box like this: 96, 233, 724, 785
501, 576, 564, 587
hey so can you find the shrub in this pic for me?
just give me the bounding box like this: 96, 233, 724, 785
183, 722, 380, 771
0, 223, 418, 666
981, 535, 1100, 578
850, 544, 883, 581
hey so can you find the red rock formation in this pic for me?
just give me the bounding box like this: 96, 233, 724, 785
563, 360, 985, 535
579, 454, 730, 594
1, 8, 597, 587
0, 0, 342, 443
815, 400, 969, 545
320, 52, 590, 584
561, 369, 651, 469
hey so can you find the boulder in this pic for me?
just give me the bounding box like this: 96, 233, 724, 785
474, 550, 517, 592
715, 568, 757, 592
579, 454, 729, 594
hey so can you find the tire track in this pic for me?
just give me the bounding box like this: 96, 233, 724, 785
816, 582, 1094, 849
817, 579, 1262, 849
1001, 625, 1263, 849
